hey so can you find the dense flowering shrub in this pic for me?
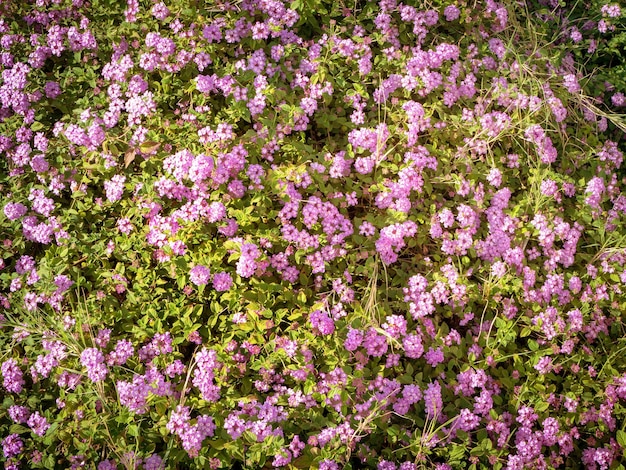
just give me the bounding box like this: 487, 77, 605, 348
529, 0, 626, 134
1, 0, 626, 469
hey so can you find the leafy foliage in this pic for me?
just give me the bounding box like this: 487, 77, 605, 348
1, 0, 626, 469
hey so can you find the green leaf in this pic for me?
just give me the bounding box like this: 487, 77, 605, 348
127, 424, 140, 437
9, 424, 29, 434
140, 141, 161, 154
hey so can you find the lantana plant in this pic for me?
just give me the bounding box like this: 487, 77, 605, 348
1, 0, 626, 469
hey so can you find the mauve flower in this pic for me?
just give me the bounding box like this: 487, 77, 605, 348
98, 460, 117, 470
143, 454, 165, 470
104, 175, 126, 202
3, 202, 27, 220
563, 74, 580, 93
585, 177, 605, 209
534, 356, 553, 375
444, 5, 460, 21
309, 310, 335, 336
424, 381, 443, 418
44, 81, 61, 98
190, 265, 211, 286
80, 348, 108, 382
8, 405, 30, 424
27, 411, 50, 436
2, 434, 23, 458
1, 359, 24, 393
344, 328, 363, 351
611, 92, 625, 107
601, 4, 621, 17
212, 272, 233, 291
193, 348, 221, 402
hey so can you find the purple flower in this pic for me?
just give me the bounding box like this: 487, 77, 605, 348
359, 221, 376, 236
3, 202, 27, 220
403, 384, 422, 404
364, 328, 388, 357
486, 168, 502, 187
80, 348, 108, 382
570, 29, 583, 42
443, 5, 460, 21
378, 460, 397, 470
516, 406, 538, 427
424, 347, 445, 367
403, 334, 424, 359
196, 415, 216, 438
542, 417, 559, 446
455, 408, 480, 431
27, 411, 50, 436
319, 460, 339, 470
488, 38, 507, 60
585, 176, 605, 209
382, 315, 407, 338
534, 356, 553, 375
212, 272, 233, 291
167, 404, 191, 436
117, 217, 133, 234
309, 310, 335, 336
236, 256, 257, 278
540, 179, 558, 197
2, 434, 23, 458
143, 454, 165, 470
344, 328, 364, 351
424, 381, 443, 418
224, 413, 246, 440
44, 81, 61, 98
107, 339, 134, 366
563, 74, 580, 93
612, 92, 625, 107
54, 274, 74, 292
193, 348, 221, 402
190, 265, 211, 286
117, 377, 151, 414
601, 4, 621, 17
1, 359, 25, 393
165, 360, 186, 378
97, 460, 117, 470
207, 202, 226, 223
8, 405, 30, 424
15, 255, 35, 274
31, 353, 58, 380
104, 175, 126, 202
150, 332, 172, 356
272, 449, 292, 467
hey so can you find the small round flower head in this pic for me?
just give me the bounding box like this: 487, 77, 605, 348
80, 348, 108, 382
569, 30, 583, 44
444, 5, 460, 21
601, 4, 621, 17
151, 2, 170, 20
611, 92, 625, 107
27, 411, 50, 436
8, 405, 30, 424
144, 454, 165, 470
190, 265, 211, 286
98, 460, 117, 470
1, 359, 25, 393
2, 434, 23, 458
212, 272, 233, 291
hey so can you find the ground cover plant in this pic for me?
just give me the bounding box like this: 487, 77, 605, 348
2, 0, 626, 468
